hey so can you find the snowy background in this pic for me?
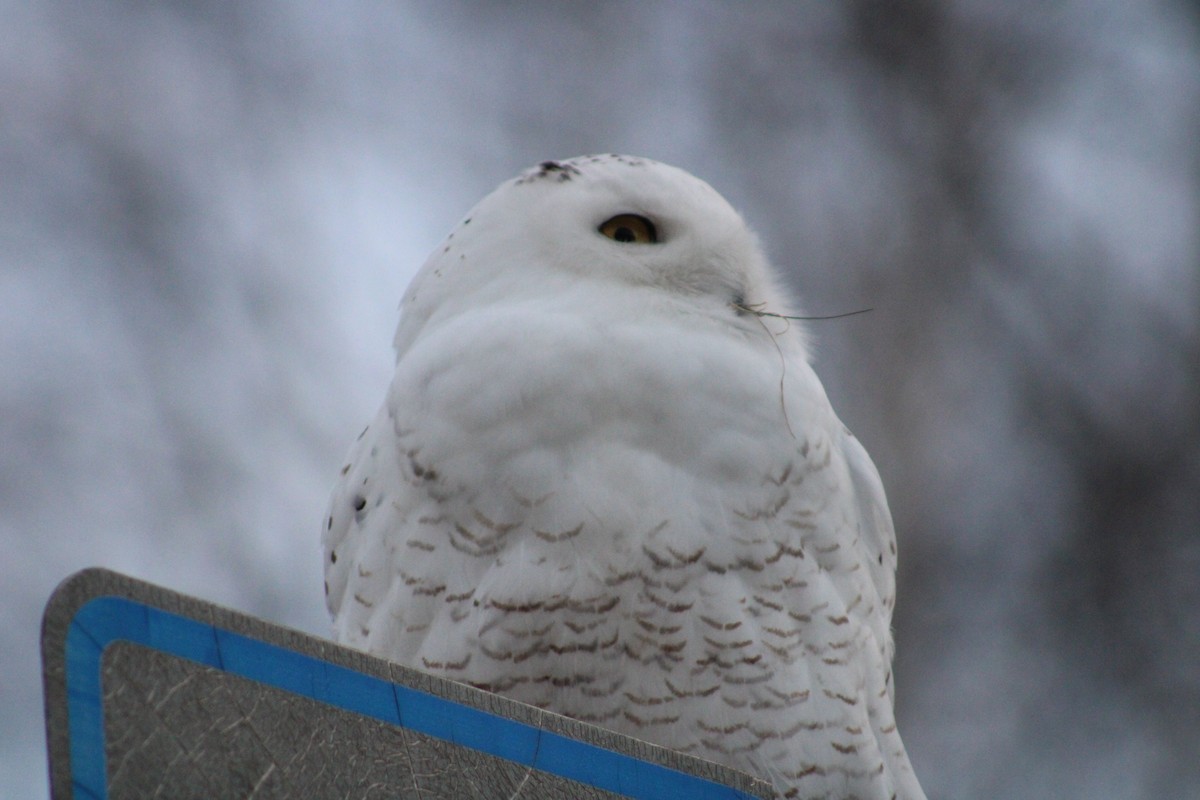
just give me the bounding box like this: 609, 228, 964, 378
4, 2, 1198, 798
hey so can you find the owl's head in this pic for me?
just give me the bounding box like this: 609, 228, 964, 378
396, 155, 806, 358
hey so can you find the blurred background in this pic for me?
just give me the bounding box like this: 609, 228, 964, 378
3, 2, 1198, 797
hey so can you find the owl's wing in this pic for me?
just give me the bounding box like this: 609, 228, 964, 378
322, 401, 410, 641
838, 424, 899, 669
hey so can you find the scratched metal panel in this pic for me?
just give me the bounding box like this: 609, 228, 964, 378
101, 642, 626, 799
42, 568, 772, 800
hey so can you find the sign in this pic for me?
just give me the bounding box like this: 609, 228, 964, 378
42, 568, 769, 799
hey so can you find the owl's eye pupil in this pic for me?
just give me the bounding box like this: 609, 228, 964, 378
614, 227, 635, 243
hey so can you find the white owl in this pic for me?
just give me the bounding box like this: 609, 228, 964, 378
324, 155, 926, 800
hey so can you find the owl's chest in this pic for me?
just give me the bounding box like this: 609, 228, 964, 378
403, 434, 849, 686
381, 320, 864, 691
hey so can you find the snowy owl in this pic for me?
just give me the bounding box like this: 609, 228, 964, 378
324, 155, 925, 799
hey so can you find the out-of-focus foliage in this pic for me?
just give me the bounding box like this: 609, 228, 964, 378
3, 3, 1196, 798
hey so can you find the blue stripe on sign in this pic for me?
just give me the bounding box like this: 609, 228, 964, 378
65, 596, 759, 800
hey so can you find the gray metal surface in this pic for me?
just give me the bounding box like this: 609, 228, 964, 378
42, 568, 771, 799
101, 641, 631, 799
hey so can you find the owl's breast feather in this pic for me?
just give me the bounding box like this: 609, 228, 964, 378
391, 292, 821, 477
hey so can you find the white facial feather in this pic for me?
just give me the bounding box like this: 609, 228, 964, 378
395, 155, 804, 363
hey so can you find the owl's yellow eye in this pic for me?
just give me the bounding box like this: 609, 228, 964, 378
599, 214, 658, 244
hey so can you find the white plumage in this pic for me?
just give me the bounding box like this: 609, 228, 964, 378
324, 155, 925, 799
